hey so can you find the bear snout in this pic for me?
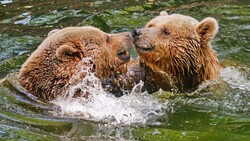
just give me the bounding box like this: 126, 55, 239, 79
131, 29, 155, 53
117, 48, 130, 63
132, 29, 142, 39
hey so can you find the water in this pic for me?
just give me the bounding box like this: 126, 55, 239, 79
0, 0, 250, 140
52, 81, 165, 125
52, 57, 165, 125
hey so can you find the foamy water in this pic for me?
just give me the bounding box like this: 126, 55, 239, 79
52, 80, 165, 125
51, 58, 166, 125
51, 64, 249, 125
221, 67, 250, 90
176, 66, 250, 115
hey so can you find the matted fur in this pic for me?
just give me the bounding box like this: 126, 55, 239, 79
18, 26, 132, 101
132, 12, 220, 92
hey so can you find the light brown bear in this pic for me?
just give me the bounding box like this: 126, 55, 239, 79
130, 11, 220, 93
111, 12, 220, 94
18, 26, 132, 101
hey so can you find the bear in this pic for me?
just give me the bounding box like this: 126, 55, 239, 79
18, 26, 132, 101
130, 11, 221, 93
108, 11, 220, 95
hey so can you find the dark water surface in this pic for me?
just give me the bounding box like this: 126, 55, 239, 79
0, 0, 250, 140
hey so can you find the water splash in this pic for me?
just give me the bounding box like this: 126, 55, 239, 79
51, 58, 165, 125
221, 67, 250, 90
171, 66, 250, 116
52, 86, 165, 125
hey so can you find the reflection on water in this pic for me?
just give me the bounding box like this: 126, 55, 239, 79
0, 0, 250, 140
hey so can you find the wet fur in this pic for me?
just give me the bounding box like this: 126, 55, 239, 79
133, 12, 220, 93
18, 26, 132, 100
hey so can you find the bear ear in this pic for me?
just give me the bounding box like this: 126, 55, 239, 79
47, 29, 60, 37
56, 45, 83, 62
196, 17, 218, 43
160, 11, 168, 16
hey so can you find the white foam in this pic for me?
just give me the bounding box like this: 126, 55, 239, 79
174, 66, 250, 115
52, 81, 165, 125
51, 58, 165, 125
221, 67, 250, 90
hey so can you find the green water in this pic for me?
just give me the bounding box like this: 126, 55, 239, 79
0, 0, 249, 140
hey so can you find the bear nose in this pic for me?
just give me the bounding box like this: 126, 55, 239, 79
132, 29, 142, 38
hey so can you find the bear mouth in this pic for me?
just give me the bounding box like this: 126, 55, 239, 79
135, 45, 154, 52
117, 49, 130, 62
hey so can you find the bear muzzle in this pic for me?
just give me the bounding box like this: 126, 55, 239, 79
131, 29, 154, 53
117, 48, 130, 63
132, 29, 142, 39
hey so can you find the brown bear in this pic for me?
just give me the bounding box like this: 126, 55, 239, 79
130, 11, 221, 93
18, 26, 132, 101
110, 12, 220, 94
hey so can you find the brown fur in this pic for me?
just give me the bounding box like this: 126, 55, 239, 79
18, 26, 132, 101
131, 12, 220, 93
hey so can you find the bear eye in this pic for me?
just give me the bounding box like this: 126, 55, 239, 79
162, 28, 170, 36
147, 24, 154, 28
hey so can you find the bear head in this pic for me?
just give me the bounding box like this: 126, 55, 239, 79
132, 12, 220, 92
18, 26, 132, 100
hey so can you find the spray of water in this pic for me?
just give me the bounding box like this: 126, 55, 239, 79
51, 59, 250, 125
221, 67, 250, 90
51, 58, 166, 125
173, 66, 250, 116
